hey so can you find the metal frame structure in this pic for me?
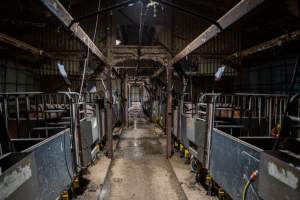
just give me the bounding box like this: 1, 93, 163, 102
173, 92, 298, 200
0, 91, 111, 199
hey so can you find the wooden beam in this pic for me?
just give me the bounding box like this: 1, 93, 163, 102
227, 30, 300, 60
151, 0, 265, 78
40, 0, 109, 66
0, 33, 51, 57
172, 0, 264, 64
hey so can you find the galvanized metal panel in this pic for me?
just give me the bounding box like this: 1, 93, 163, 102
0, 153, 39, 200
258, 151, 300, 200
24, 129, 74, 200
172, 107, 178, 137
186, 117, 195, 143
210, 129, 262, 200
80, 119, 94, 166
180, 114, 189, 148
193, 118, 208, 164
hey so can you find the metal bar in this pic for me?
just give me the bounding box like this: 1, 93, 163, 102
3, 97, 9, 138
25, 95, 31, 137
16, 96, 20, 138
166, 65, 173, 158
106, 68, 113, 158
227, 30, 300, 60
151, 0, 265, 78
206, 103, 214, 169
269, 97, 272, 136
0, 33, 52, 57
40, 0, 109, 66
124, 74, 129, 127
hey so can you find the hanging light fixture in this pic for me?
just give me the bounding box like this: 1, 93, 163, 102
146, 0, 164, 18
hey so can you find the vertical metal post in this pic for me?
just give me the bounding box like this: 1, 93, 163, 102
279, 97, 282, 123
269, 97, 272, 136
95, 102, 101, 140
25, 95, 30, 137
124, 74, 129, 128
3, 96, 9, 138
106, 68, 113, 159
42, 95, 48, 138
16, 96, 20, 138
206, 102, 214, 169
72, 102, 82, 172
128, 84, 131, 109
166, 65, 173, 158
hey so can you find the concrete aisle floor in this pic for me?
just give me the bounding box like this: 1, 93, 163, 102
99, 103, 187, 200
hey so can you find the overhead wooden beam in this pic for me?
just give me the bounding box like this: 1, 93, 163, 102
227, 30, 300, 60
151, 66, 166, 79
40, 0, 110, 66
172, 0, 264, 64
0, 32, 52, 57
151, 0, 265, 78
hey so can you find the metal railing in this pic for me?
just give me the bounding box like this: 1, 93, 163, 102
197, 93, 290, 137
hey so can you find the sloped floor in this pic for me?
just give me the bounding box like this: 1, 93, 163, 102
98, 103, 187, 200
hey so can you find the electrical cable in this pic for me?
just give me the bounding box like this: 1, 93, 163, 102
273, 55, 300, 150
63, 129, 74, 181
135, 1, 145, 79
78, 0, 102, 103
191, 157, 200, 173
242, 170, 258, 200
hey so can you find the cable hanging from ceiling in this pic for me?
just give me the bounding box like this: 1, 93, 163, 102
79, 0, 102, 102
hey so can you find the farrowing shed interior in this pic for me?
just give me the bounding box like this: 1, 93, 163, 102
0, 0, 300, 200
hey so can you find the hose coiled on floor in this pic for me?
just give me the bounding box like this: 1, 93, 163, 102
191, 157, 200, 173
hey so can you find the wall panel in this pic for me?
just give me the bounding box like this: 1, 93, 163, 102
0, 58, 40, 93
234, 56, 300, 93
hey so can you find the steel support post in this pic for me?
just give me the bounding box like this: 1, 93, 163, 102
124, 74, 129, 128
166, 65, 173, 158
106, 68, 113, 158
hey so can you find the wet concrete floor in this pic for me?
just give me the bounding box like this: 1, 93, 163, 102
99, 104, 187, 200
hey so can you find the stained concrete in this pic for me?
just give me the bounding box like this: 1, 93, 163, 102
169, 155, 217, 200
76, 155, 111, 200
75, 132, 120, 200
99, 103, 187, 200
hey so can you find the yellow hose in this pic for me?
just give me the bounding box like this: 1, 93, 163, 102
242, 170, 258, 200
242, 180, 252, 200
